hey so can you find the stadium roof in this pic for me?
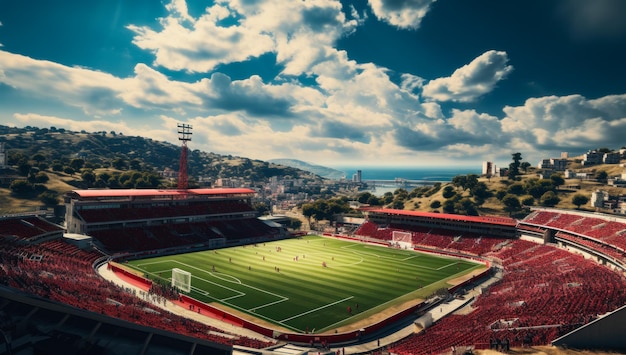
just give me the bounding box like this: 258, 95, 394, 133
367, 208, 518, 226
69, 188, 256, 198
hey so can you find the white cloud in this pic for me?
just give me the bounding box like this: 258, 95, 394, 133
422, 50, 513, 103
501, 94, 626, 150
128, 4, 274, 73
368, 0, 437, 29
128, 0, 357, 76
0, 51, 125, 116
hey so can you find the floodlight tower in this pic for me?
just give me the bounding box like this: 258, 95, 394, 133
177, 123, 192, 189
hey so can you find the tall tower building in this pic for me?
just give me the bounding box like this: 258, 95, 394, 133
352, 170, 362, 183
482, 161, 495, 177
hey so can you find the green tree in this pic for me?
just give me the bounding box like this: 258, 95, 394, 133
465, 174, 479, 192
521, 196, 535, 206
31, 153, 46, 164
507, 183, 525, 195
33, 172, 49, 184
442, 199, 455, 214
471, 182, 491, 199
540, 191, 560, 207
81, 170, 96, 187
452, 175, 467, 190
357, 192, 372, 204
502, 194, 521, 213
430, 200, 441, 209
69, 158, 85, 171
9, 179, 33, 196
367, 195, 381, 206
39, 191, 58, 206
442, 185, 456, 199
520, 161, 531, 172
112, 158, 127, 170
596, 170, 608, 183
508, 152, 522, 179
550, 174, 565, 189
572, 194, 589, 209
130, 159, 142, 170
288, 218, 302, 230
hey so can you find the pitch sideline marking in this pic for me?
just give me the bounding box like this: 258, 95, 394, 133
279, 296, 354, 323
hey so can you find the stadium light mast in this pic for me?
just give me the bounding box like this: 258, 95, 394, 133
177, 123, 192, 189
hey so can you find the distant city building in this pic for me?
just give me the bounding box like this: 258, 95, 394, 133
551, 158, 568, 171
537, 158, 567, 171
352, 170, 362, 183
583, 150, 603, 166
603, 152, 621, 164
560, 152, 569, 159
537, 159, 551, 170
482, 161, 496, 177
590, 190, 608, 208
564, 170, 589, 180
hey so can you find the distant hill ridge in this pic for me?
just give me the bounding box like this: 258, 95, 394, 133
0, 125, 323, 184
268, 159, 346, 180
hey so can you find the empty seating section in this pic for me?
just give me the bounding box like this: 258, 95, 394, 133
520, 211, 626, 259
523, 211, 558, 225
556, 232, 625, 261
88, 218, 277, 253
0, 217, 62, 239
0, 237, 274, 349
78, 200, 254, 223
355, 221, 500, 256
355, 217, 626, 354
388, 239, 626, 355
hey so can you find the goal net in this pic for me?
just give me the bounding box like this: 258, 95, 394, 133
392, 230, 412, 249
171, 268, 191, 293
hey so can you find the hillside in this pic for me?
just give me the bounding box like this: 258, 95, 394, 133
267, 159, 345, 180
0, 125, 325, 214
400, 166, 626, 218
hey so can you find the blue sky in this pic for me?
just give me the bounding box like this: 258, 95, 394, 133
1, 0, 625, 168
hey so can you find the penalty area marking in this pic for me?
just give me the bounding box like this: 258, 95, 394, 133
279, 296, 354, 323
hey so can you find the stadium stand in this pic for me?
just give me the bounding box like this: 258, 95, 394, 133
4, 200, 626, 354
354, 210, 626, 354
64, 189, 285, 254
0, 214, 276, 353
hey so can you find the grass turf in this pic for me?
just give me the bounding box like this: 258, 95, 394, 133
126, 235, 484, 333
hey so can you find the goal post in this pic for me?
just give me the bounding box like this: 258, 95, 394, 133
392, 230, 412, 249
171, 268, 191, 293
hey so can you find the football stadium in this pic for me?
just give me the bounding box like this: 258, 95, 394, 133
2, 186, 626, 355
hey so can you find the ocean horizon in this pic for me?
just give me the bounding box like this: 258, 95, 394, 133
333, 166, 482, 182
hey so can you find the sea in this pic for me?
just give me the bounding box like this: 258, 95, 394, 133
333, 166, 482, 196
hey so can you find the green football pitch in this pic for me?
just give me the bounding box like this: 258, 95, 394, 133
126, 235, 484, 333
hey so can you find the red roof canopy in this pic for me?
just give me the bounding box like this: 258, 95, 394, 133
368, 208, 517, 226
70, 188, 256, 198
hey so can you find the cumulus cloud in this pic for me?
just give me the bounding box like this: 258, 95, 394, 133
200, 73, 295, 118
501, 94, 626, 150
0, 51, 125, 116
128, 0, 357, 76
422, 50, 513, 102
393, 109, 503, 151
128, 4, 275, 73
368, 0, 437, 29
